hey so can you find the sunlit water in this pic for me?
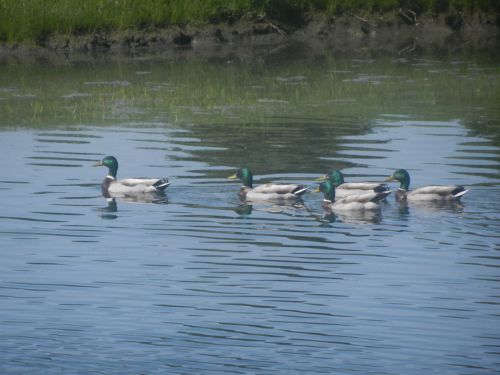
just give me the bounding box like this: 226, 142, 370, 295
1, 52, 499, 374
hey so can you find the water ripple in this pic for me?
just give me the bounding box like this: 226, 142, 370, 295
1, 57, 500, 375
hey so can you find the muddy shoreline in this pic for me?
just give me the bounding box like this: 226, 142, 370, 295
1, 11, 499, 62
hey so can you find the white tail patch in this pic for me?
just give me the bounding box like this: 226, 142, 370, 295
453, 189, 469, 198
293, 187, 308, 196
156, 181, 171, 190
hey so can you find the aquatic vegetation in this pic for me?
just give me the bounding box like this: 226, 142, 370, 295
0, 55, 498, 131
1, 54, 498, 177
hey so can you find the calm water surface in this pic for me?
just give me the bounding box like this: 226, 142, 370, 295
1, 51, 499, 374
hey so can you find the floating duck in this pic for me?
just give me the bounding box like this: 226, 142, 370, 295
315, 180, 391, 211
316, 169, 390, 198
228, 167, 308, 202
94, 155, 170, 198
386, 169, 468, 202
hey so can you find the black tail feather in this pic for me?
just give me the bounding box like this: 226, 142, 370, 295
451, 185, 468, 199
292, 185, 308, 196
374, 184, 390, 193
373, 190, 392, 202
153, 179, 171, 191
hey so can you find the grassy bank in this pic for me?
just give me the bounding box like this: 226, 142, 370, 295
0, 0, 498, 45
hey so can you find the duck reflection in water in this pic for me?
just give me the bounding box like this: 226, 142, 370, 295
103, 191, 168, 204
314, 207, 383, 225
234, 203, 253, 217
97, 193, 168, 219
397, 199, 465, 216
97, 197, 118, 220
334, 210, 382, 224
316, 211, 337, 226
233, 201, 307, 217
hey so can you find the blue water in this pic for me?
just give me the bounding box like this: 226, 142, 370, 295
0, 55, 499, 374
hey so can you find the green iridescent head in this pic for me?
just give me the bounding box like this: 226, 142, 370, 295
327, 170, 345, 187
315, 180, 336, 202
386, 169, 410, 191
95, 155, 119, 178
228, 167, 253, 188
315, 169, 344, 187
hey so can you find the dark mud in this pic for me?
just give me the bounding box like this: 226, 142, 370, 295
1, 10, 499, 62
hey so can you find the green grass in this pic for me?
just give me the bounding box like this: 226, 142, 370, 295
0, 0, 498, 44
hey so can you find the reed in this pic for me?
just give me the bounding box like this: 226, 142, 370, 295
0, 0, 497, 44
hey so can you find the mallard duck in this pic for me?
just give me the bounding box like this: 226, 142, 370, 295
227, 167, 308, 202
94, 155, 170, 198
386, 169, 468, 202
315, 180, 391, 211
316, 169, 390, 198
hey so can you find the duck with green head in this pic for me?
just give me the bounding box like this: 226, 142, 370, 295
315, 180, 391, 211
386, 168, 468, 202
316, 169, 390, 198
94, 156, 171, 198
228, 167, 308, 202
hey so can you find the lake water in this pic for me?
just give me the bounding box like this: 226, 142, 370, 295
1, 49, 499, 374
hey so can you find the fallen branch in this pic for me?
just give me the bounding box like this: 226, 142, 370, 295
353, 14, 369, 23
398, 8, 419, 25
398, 39, 417, 55
268, 22, 286, 35
352, 14, 376, 29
